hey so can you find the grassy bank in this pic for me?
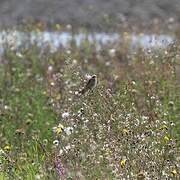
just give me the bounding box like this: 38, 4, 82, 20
0, 29, 179, 179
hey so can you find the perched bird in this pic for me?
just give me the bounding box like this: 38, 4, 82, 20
79, 75, 97, 95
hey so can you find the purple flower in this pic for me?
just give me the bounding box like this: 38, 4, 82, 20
54, 155, 65, 180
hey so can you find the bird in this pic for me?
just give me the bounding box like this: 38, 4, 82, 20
79, 75, 97, 95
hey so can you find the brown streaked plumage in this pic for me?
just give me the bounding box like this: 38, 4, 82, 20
79, 75, 97, 95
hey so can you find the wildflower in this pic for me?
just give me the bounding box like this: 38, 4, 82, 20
93, 113, 98, 117
55, 24, 61, 30
4, 105, 9, 110
159, 124, 168, 131
35, 174, 42, 180
168, 17, 175, 23
56, 94, 61, 101
72, 59, 77, 65
0, 149, 5, 156
66, 24, 72, 30
170, 169, 177, 177
78, 108, 84, 116
15, 128, 25, 136
164, 135, 170, 141
53, 123, 64, 135
54, 155, 65, 179
26, 119, 32, 125
35, 28, 40, 33
120, 159, 126, 168
105, 61, 111, 66
137, 172, 145, 179
50, 81, 55, 86
141, 115, 149, 121
122, 128, 129, 135
131, 89, 137, 95
151, 95, 156, 100
66, 50, 71, 54
123, 32, 129, 40
64, 127, 73, 136
109, 48, 116, 57
43, 139, 48, 146
53, 140, 59, 146
59, 149, 63, 155
16, 52, 23, 58
74, 91, 79, 95
149, 60, 154, 65
131, 80, 136, 85
61, 112, 69, 119
168, 101, 174, 107
4, 145, 11, 152
170, 121, 175, 127
147, 49, 152, 54
42, 91, 47, 95
65, 144, 71, 151
48, 66, 53, 72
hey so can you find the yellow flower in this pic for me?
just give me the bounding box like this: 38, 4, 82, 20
122, 128, 129, 135
55, 24, 61, 30
123, 32, 129, 38
4, 145, 11, 152
120, 159, 126, 168
35, 28, 40, 33
159, 124, 168, 131
170, 169, 177, 177
42, 91, 47, 95
164, 135, 170, 141
54, 123, 64, 135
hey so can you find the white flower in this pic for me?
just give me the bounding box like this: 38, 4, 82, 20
66, 24, 72, 30
74, 91, 79, 95
35, 174, 42, 180
61, 112, 69, 119
109, 48, 116, 57
50, 81, 55, 86
142, 115, 149, 121
66, 50, 71, 54
48, 66, 53, 72
16, 52, 23, 58
65, 144, 71, 150
149, 60, 154, 65
4, 105, 9, 110
0, 149, 5, 156
72, 59, 77, 64
59, 149, 63, 155
131, 81, 136, 85
93, 113, 98, 117
64, 127, 73, 136
151, 96, 156, 100
105, 61, 111, 66
53, 140, 59, 146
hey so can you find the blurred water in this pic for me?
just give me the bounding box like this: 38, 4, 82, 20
0, 31, 174, 54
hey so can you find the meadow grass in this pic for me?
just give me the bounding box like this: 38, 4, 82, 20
0, 27, 179, 179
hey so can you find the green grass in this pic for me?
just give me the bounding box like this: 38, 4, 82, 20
0, 29, 179, 179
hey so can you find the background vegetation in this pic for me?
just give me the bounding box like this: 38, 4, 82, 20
0, 26, 179, 179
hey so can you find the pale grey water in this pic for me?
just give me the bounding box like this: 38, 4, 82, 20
0, 31, 174, 54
